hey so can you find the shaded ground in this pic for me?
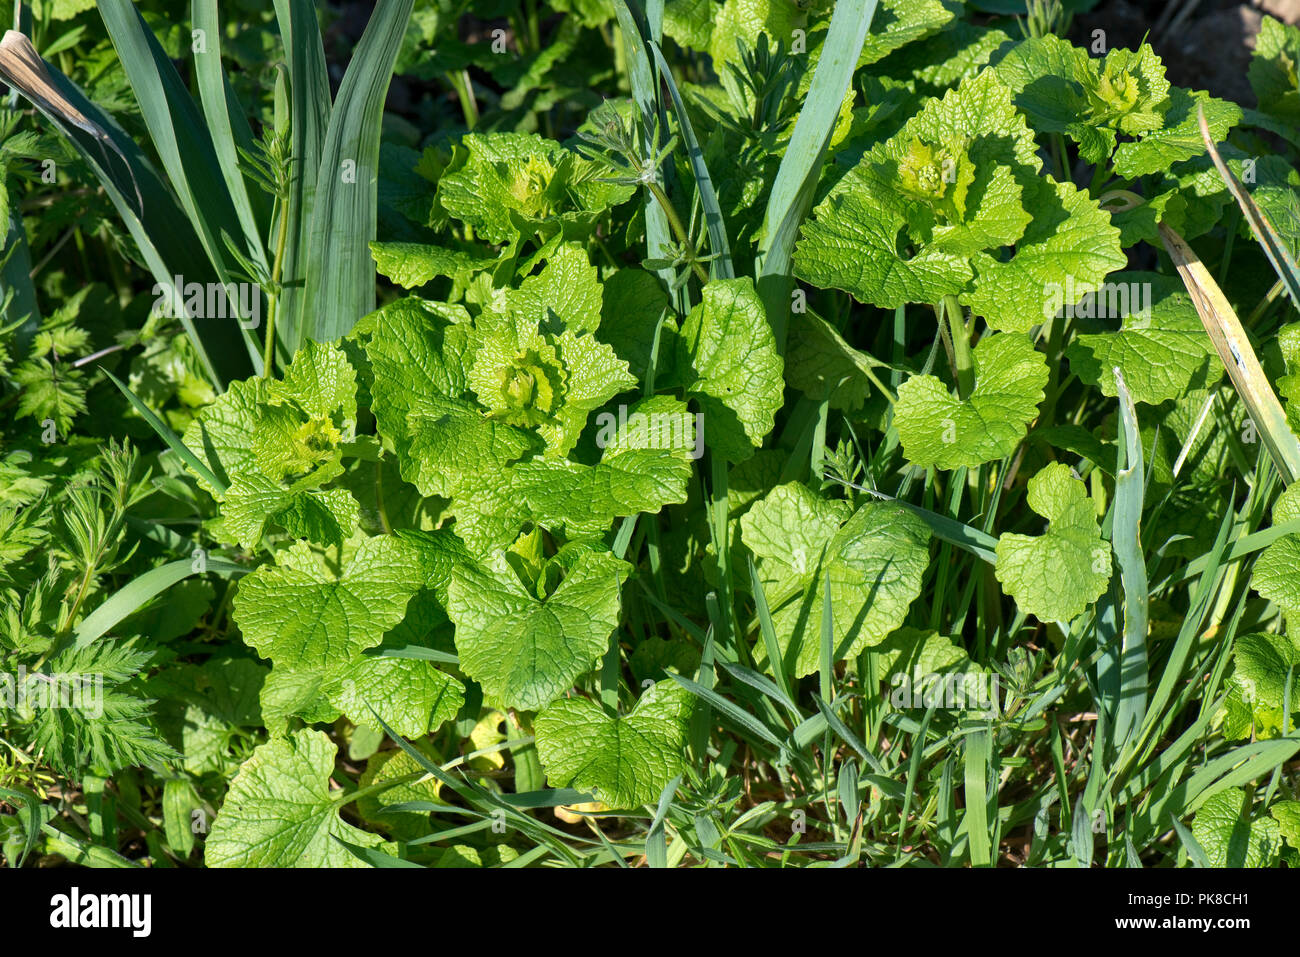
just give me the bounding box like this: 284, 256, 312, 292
1071, 0, 1300, 105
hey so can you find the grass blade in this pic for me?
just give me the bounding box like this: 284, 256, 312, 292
299, 0, 413, 345
191, 0, 269, 271
1111, 369, 1149, 752
97, 1, 260, 300
1198, 101, 1300, 312
103, 370, 227, 494
756, 0, 878, 348
272, 0, 331, 358
0, 31, 252, 385
963, 726, 992, 866
649, 40, 733, 279
72, 557, 245, 650
1159, 222, 1300, 483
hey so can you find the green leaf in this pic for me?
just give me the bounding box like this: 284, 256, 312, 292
1190, 788, 1281, 868
708, 0, 802, 70
1249, 16, 1300, 126
326, 654, 464, 738
1222, 632, 1299, 740
370, 241, 497, 289
1271, 800, 1300, 851
741, 483, 931, 677
469, 281, 636, 456
1250, 474, 1300, 633
505, 241, 605, 336
858, 0, 955, 67
1065, 272, 1222, 405
1112, 87, 1241, 179
672, 277, 783, 462
438, 132, 634, 245
964, 178, 1126, 333
232, 536, 426, 670
535, 680, 694, 809
994, 463, 1110, 622
447, 545, 630, 710
221, 473, 360, 549
895, 332, 1047, 469
785, 312, 888, 412
207, 729, 387, 867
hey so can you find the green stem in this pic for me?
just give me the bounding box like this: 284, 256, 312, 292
646, 180, 709, 285
944, 295, 975, 400
447, 69, 479, 129
262, 195, 291, 377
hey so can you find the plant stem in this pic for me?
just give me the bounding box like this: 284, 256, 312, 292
447, 69, 479, 129
944, 295, 975, 399
646, 180, 709, 284
262, 195, 291, 377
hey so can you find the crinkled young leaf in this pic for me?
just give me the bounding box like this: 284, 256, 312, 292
438, 132, 634, 245
995, 463, 1110, 622
406, 392, 539, 498
362, 297, 473, 444
447, 397, 695, 550
1112, 87, 1241, 179
797, 69, 1119, 331
964, 178, 1125, 333
794, 167, 972, 308
895, 332, 1047, 469
1065, 272, 1222, 405
1250, 16, 1300, 126
742, 483, 930, 677
1191, 789, 1281, 868
598, 268, 672, 380
505, 241, 603, 335
182, 375, 271, 495
447, 546, 630, 710
469, 307, 635, 457
269, 339, 357, 424
222, 472, 360, 549
858, 0, 955, 67
370, 241, 498, 290
325, 654, 464, 739
535, 680, 694, 809
673, 277, 782, 462
785, 312, 888, 412
1272, 800, 1300, 852
708, 0, 801, 70
233, 536, 425, 671
206, 729, 386, 868
796, 70, 1042, 311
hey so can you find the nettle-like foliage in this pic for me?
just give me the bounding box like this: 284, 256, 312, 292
145, 1, 1300, 868
184, 141, 785, 858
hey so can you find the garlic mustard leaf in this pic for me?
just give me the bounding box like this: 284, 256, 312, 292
895, 332, 1047, 469
994, 463, 1110, 622
535, 679, 693, 809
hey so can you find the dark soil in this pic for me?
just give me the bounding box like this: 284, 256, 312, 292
1072, 0, 1300, 106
